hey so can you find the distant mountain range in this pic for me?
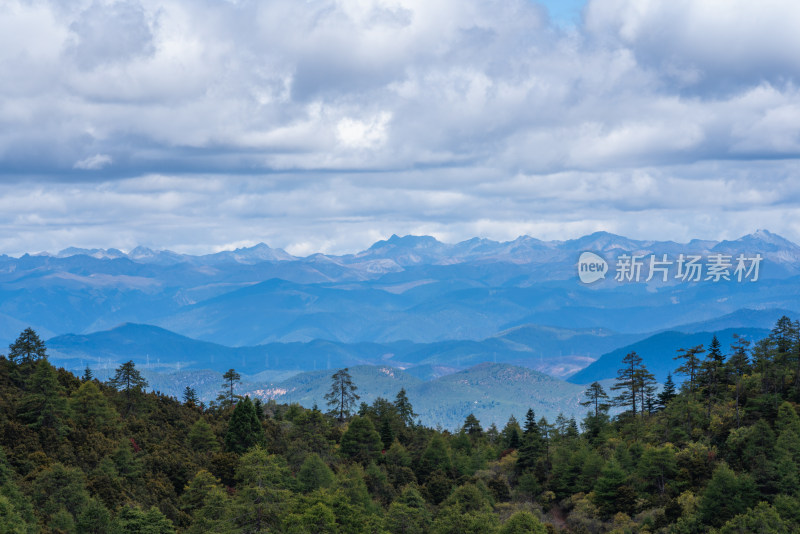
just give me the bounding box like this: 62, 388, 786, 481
2, 230, 799, 348
29, 229, 800, 271
3, 230, 799, 424
44, 313, 784, 428
45, 322, 641, 379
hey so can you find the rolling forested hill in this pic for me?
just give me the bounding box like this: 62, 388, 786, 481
2, 316, 800, 532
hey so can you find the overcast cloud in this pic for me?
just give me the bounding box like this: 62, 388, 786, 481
2, 0, 800, 255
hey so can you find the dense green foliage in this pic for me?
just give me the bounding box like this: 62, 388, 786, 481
2, 317, 800, 532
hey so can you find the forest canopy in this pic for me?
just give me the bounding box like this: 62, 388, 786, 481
1, 318, 800, 533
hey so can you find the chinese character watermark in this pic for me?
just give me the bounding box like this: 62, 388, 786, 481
578, 252, 762, 284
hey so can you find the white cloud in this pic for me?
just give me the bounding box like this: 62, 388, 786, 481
337, 112, 392, 149
73, 154, 112, 170
2, 0, 800, 253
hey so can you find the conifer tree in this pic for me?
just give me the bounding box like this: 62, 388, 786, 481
297, 454, 334, 493
501, 416, 522, 449
523, 408, 538, 435
325, 368, 359, 422
612, 351, 643, 416
108, 360, 147, 414
8, 328, 47, 364
728, 335, 751, 428
674, 345, 705, 395
218, 369, 241, 408
224, 396, 263, 454
517, 409, 545, 474
183, 386, 199, 407
636, 366, 657, 417
580, 381, 610, 417
340, 416, 382, 463
700, 335, 725, 412
656, 373, 677, 409
18, 360, 68, 431
108, 360, 148, 393
462, 414, 483, 437
394, 388, 417, 427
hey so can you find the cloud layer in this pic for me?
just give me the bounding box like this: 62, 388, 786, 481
2, 0, 800, 254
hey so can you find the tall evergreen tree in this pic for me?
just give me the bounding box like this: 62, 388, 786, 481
523, 408, 538, 435
224, 396, 263, 454
108, 360, 148, 393
462, 414, 483, 437
108, 360, 147, 414
218, 369, 241, 408
81, 366, 93, 382
580, 381, 610, 417
183, 386, 199, 408
674, 345, 705, 395
612, 351, 643, 416
728, 335, 751, 428
700, 335, 726, 409
394, 388, 417, 427
517, 409, 545, 474
17, 361, 68, 431
501, 416, 522, 450
325, 368, 359, 422
340, 416, 383, 463
636, 366, 657, 417
8, 328, 47, 364
656, 373, 677, 409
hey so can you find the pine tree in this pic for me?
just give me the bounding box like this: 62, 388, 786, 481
108, 360, 147, 414
674, 345, 705, 395
8, 328, 47, 364
82, 366, 93, 382
656, 373, 677, 409
325, 368, 359, 422
727, 335, 751, 428
580, 381, 610, 417
183, 386, 199, 407
699, 463, 759, 527
700, 335, 725, 412
17, 361, 68, 431
523, 408, 538, 435
224, 396, 263, 454
501, 416, 522, 450
340, 416, 382, 463
217, 369, 241, 408
108, 360, 148, 393
462, 414, 483, 437
612, 351, 643, 416
635, 366, 657, 417
379, 417, 395, 449
593, 460, 634, 517
517, 410, 544, 474
770, 317, 796, 391
394, 388, 417, 427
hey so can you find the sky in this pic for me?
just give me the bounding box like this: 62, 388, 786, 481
2, 0, 800, 256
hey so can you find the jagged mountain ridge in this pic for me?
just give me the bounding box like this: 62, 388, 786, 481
1, 231, 798, 349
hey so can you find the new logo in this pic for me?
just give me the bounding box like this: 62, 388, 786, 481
577, 252, 608, 284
